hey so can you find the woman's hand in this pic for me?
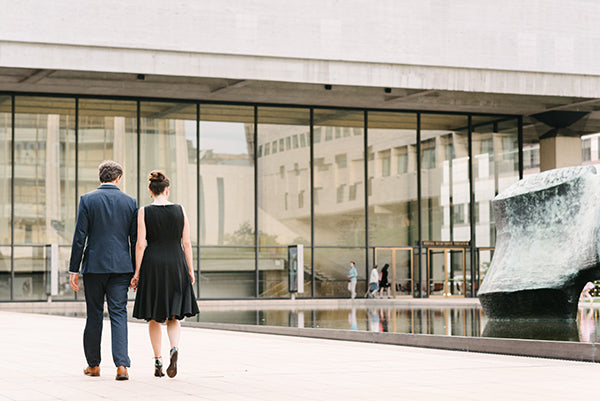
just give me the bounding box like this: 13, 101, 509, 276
189, 271, 195, 285
130, 275, 139, 291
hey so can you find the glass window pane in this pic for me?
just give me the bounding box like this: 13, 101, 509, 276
313, 109, 365, 246
78, 99, 137, 198
258, 246, 311, 298
368, 112, 418, 247
472, 118, 519, 248
140, 102, 198, 244
13, 245, 46, 300
523, 121, 540, 175
313, 247, 366, 297
199, 105, 254, 246
420, 114, 470, 242
582, 137, 592, 162
257, 107, 311, 297
199, 247, 255, 298
54, 245, 76, 300
14, 97, 76, 245
0, 246, 10, 300
582, 133, 600, 166
257, 107, 310, 246
0, 96, 11, 247
199, 105, 255, 298
200, 105, 252, 245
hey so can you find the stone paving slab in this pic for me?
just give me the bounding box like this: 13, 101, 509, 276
0, 310, 598, 401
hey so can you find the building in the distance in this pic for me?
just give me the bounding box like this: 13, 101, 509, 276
1, 0, 600, 300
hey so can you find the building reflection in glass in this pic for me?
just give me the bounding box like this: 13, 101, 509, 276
199, 105, 255, 298
0, 95, 541, 300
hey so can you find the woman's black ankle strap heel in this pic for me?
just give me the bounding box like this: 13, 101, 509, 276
167, 347, 178, 378
154, 357, 165, 377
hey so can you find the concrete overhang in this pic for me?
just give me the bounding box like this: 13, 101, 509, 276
1, 65, 600, 141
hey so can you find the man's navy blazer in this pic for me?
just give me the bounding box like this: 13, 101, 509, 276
69, 184, 138, 274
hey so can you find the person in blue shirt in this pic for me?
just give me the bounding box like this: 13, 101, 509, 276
347, 261, 358, 299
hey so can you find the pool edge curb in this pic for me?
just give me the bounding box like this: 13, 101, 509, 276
182, 321, 600, 363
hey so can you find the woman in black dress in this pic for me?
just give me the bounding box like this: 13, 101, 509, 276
378, 263, 391, 298
130, 171, 199, 378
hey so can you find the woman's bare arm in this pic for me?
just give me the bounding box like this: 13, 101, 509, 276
181, 206, 195, 284
130, 207, 146, 290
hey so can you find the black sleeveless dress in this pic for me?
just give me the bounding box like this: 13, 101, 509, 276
133, 204, 199, 322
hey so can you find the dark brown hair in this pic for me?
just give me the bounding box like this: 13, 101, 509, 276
148, 170, 170, 195
98, 160, 123, 183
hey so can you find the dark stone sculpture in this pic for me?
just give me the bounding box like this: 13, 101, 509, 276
478, 166, 600, 319
482, 319, 579, 341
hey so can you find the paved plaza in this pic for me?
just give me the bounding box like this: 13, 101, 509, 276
0, 309, 598, 401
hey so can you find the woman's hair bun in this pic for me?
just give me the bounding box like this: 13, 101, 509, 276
148, 170, 170, 195
149, 170, 165, 182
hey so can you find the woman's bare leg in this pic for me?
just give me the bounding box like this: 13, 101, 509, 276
166, 317, 181, 349
148, 320, 162, 358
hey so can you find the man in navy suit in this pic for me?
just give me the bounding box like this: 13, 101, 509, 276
69, 160, 138, 381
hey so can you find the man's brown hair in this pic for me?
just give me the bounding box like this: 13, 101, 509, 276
98, 160, 123, 183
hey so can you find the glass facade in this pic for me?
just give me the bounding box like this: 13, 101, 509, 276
0, 96, 10, 299
0, 94, 523, 300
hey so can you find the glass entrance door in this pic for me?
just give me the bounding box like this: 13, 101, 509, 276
374, 248, 414, 297
427, 248, 466, 297
477, 247, 494, 293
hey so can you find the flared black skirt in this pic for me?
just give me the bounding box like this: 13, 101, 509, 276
133, 244, 199, 323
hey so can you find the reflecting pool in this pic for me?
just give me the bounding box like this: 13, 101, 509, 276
185, 306, 600, 343
6, 302, 600, 343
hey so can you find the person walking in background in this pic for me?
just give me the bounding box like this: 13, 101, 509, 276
348, 307, 358, 330
367, 308, 380, 332
130, 171, 199, 378
69, 160, 138, 381
379, 307, 391, 332
379, 263, 391, 299
581, 281, 595, 304
368, 265, 379, 298
580, 307, 596, 342
347, 261, 358, 299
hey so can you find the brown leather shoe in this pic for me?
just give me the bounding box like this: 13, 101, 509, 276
115, 366, 128, 381
83, 366, 100, 377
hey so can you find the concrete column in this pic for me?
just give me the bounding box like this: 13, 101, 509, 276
532, 111, 588, 172
539, 135, 582, 172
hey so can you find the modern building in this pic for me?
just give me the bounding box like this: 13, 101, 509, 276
1, 0, 600, 301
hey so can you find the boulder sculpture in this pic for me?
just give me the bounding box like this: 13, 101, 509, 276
478, 165, 600, 319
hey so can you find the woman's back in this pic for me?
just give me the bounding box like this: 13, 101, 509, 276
144, 204, 184, 245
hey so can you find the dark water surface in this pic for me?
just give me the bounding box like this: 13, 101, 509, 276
7, 302, 600, 343
185, 306, 600, 343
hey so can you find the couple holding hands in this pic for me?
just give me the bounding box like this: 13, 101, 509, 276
69, 161, 199, 380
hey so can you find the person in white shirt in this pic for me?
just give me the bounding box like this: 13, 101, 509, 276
368, 265, 379, 298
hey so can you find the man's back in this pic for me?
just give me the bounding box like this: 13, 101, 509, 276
69, 161, 136, 379
69, 183, 137, 274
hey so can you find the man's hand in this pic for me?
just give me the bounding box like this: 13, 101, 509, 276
69, 273, 80, 292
